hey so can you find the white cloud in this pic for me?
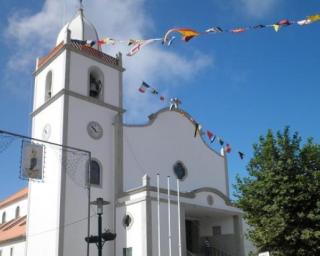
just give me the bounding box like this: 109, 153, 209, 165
239, 0, 280, 18
4, 0, 212, 122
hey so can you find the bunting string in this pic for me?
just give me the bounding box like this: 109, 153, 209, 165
137, 81, 246, 160
71, 13, 320, 56
138, 81, 166, 102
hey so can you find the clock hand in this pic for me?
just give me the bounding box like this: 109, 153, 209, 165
91, 126, 97, 133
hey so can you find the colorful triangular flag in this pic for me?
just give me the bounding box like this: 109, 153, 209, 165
297, 19, 312, 26
218, 137, 224, 146
206, 131, 216, 143
194, 122, 202, 138
151, 88, 159, 95
276, 19, 291, 26
272, 24, 280, 32
252, 24, 266, 29
238, 151, 245, 160
230, 28, 246, 33
138, 81, 150, 93
225, 144, 232, 153
205, 27, 223, 33
308, 14, 320, 23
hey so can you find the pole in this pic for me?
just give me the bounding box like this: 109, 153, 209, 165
177, 178, 182, 256
98, 213, 102, 256
157, 174, 161, 256
167, 176, 172, 256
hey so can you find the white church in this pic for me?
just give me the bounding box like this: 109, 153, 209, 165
0, 7, 252, 256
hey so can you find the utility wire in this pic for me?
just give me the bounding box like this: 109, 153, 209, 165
123, 132, 148, 177
27, 211, 97, 238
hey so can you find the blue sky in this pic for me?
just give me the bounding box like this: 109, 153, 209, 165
0, 0, 319, 200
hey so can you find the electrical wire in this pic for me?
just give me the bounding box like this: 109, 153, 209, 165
27, 211, 97, 238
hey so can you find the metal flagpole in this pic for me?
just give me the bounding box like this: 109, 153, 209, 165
157, 174, 161, 256
177, 178, 182, 256
167, 176, 172, 256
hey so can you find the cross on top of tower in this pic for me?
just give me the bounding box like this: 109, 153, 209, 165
79, 0, 84, 10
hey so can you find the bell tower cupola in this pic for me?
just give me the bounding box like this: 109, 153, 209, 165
56, 7, 101, 51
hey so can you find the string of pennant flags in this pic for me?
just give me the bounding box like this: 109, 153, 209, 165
137, 81, 246, 160
138, 81, 166, 101
72, 13, 320, 56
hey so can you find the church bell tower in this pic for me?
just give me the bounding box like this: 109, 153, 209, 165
27, 7, 124, 256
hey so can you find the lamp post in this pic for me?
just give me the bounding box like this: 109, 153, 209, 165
92, 198, 109, 256
85, 198, 116, 256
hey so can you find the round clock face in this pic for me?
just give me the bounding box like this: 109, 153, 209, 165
87, 121, 103, 140
42, 124, 51, 140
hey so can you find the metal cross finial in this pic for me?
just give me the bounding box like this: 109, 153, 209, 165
79, 0, 84, 9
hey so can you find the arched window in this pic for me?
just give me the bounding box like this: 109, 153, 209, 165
1, 212, 6, 223
45, 71, 53, 101
88, 68, 103, 100
15, 206, 20, 218
87, 159, 102, 186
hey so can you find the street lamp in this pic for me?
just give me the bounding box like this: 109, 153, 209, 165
91, 197, 109, 215
85, 198, 116, 256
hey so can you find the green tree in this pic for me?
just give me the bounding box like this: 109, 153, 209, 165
235, 127, 320, 256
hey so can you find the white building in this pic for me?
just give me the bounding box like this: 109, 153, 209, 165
0, 188, 28, 256
1, 6, 250, 256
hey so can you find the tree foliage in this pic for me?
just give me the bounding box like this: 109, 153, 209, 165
235, 127, 320, 256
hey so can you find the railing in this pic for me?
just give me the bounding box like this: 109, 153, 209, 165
187, 250, 198, 256
212, 246, 233, 256
187, 247, 233, 256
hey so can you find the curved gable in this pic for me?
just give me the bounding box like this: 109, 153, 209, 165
123, 108, 229, 195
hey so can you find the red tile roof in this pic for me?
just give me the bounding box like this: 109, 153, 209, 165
37, 41, 120, 71
0, 216, 26, 244
0, 187, 28, 210
69, 41, 119, 66
37, 42, 64, 69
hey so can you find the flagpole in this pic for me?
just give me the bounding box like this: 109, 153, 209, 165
167, 176, 172, 256
177, 178, 182, 256
157, 173, 161, 256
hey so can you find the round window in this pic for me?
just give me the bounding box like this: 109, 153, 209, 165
173, 161, 187, 180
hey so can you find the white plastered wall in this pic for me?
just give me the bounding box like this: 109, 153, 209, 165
68, 51, 120, 107
62, 96, 117, 256
123, 110, 228, 195
116, 197, 148, 256
0, 241, 25, 256
199, 216, 234, 236
0, 198, 28, 223
27, 97, 65, 256
33, 52, 67, 110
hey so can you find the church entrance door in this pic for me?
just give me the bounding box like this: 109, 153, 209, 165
185, 219, 200, 254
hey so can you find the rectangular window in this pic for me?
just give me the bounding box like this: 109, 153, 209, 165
212, 226, 222, 235
123, 247, 132, 256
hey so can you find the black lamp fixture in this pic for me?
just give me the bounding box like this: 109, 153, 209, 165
85, 198, 116, 256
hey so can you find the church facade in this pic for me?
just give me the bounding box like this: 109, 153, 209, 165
1, 8, 249, 256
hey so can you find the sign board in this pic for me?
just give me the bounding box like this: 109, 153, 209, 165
259, 252, 270, 256
21, 141, 44, 180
